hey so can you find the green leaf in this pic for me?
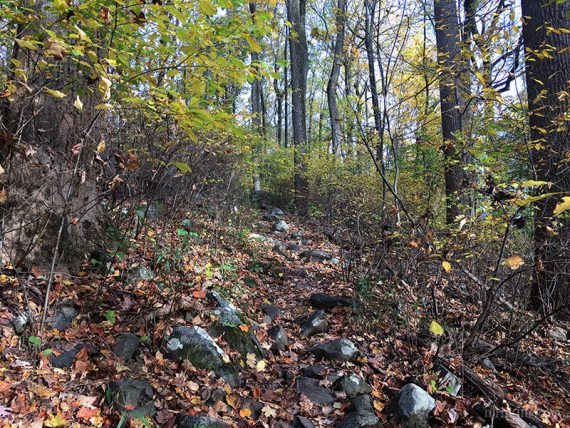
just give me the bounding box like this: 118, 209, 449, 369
42, 348, 54, 357
429, 320, 444, 336
176, 228, 189, 237
28, 336, 41, 346
173, 162, 192, 174
104, 310, 116, 325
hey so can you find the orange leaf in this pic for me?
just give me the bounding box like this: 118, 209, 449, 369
193, 290, 206, 299
76, 407, 99, 420
239, 408, 252, 418
239, 325, 250, 333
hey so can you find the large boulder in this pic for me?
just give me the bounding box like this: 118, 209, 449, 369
107, 378, 156, 422
167, 326, 240, 387
300, 310, 329, 337
386, 383, 435, 428
175, 415, 229, 428
310, 293, 353, 310
296, 377, 335, 405
309, 339, 358, 362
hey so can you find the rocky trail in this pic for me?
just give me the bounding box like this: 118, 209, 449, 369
1, 206, 568, 427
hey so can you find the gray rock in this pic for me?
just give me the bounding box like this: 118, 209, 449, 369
302, 364, 328, 379
436, 366, 461, 396
113, 333, 140, 360
273, 241, 289, 256
175, 415, 230, 428
210, 321, 265, 358
300, 310, 329, 337
550, 326, 568, 341
212, 306, 242, 326
302, 249, 332, 261
261, 304, 282, 320
335, 411, 380, 428
263, 213, 281, 222
481, 358, 497, 372
241, 398, 263, 419
168, 326, 240, 387
348, 395, 375, 413
387, 383, 435, 428
127, 265, 155, 282
296, 377, 335, 405
290, 231, 304, 240
248, 233, 275, 245
269, 325, 289, 352
271, 207, 284, 216
309, 339, 358, 362
49, 301, 79, 331
108, 378, 156, 421
310, 293, 353, 310
11, 314, 28, 335
287, 243, 303, 252
294, 416, 315, 428
272, 220, 289, 232
50, 345, 82, 368
201, 387, 226, 404
334, 374, 373, 397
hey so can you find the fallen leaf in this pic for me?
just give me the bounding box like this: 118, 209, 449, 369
502, 255, 524, 270
193, 290, 206, 299
239, 408, 252, 418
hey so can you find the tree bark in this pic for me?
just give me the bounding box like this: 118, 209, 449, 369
250, 3, 262, 195
521, 0, 570, 314
326, 0, 347, 154
286, 0, 309, 213
433, 0, 466, 224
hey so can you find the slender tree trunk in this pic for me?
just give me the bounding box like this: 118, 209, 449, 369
284, 25, 289, 148
250, 3, 262, 195
433, 0, 465, 224
521, 0, 570, 313
327, 0, 347, 154
287, 0, 309, 213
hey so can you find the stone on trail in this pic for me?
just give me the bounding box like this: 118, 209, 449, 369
175, 415, 230, 428
107, 378, 156, 421
302, 364, 328, 379
300, 310, 329, 337
296, 377, 335, 405
272, 220, 289, 232
348, 395, 375, 413
301, 249, 332, 261
167, 326, 241, 387
112, 332, 140, 360
335, 411, 380, 428
310, 293, 353, 310
294, 415, 315, 428
49, 344, 83, 368
386, 383, 435, 428
309, 339, 358, 362
273, 241, 289, 256
261, 304, 282, 320
269, 325, 289, 352
334, 373, 373, 397
49, 300, 79, 331
11, 314, 28, 335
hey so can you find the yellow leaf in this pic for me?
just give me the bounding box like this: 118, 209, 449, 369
226, 393, 239, 409
96, 140, 106, 153
99, 76, 112, 100
521, 180, 549, 187
442, 261, 452, 273
239, 408, 252, 418
256, 360, 267, 372
373, 400, 384, 412
45, 413, 67, 427
429, 320, 444, 336
502, 255, 524, 270
74, 95, 83, 111
43, 88, 66, 99
553, 196, 570, 216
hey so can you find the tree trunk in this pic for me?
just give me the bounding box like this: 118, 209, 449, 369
433, 0, 465, 224
327, 0, 347, 154
250, 3, 262, 195
521, 0, 570, 314
286, 0, 309, 213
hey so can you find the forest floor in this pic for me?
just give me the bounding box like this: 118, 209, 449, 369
0, 204, 569, 427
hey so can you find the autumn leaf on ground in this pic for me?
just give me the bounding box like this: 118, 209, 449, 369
502, 255, 524, 270
429, 320, 444, 336
44, 413, 67, 427
76, 407, 99, 420
193, 290, 206, 299
442, 261, 452, 273
239, 408, 252, 418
